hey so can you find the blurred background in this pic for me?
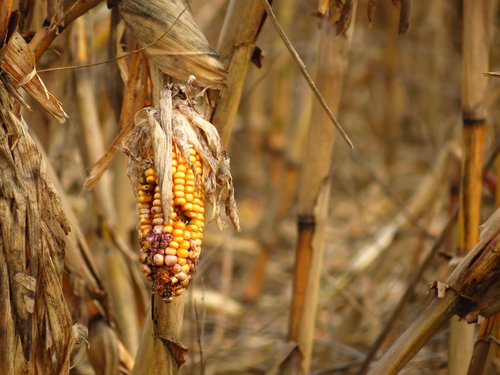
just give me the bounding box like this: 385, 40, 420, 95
21, 0, 500, 374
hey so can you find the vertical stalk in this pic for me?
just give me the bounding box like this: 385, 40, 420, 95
281, 5, 356, 374
212, 0, 266, 148
243, 0, 296, 303
132, 69, 186, 375
450, 1, 490, 374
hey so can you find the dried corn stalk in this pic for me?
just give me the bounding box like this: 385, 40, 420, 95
124, 83, 239, 301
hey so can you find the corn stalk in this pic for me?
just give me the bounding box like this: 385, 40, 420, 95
450, 1, 491, 373
280, 3, 357, 374
368, 208, 500, 375
244, 0, 296, 303
212, 0, 267, 147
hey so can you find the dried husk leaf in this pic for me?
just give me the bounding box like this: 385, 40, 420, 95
119, 0, 227, 89
1, 32, 68, 123
0, 83, 75, 373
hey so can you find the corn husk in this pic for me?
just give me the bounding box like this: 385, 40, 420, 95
1, 32, 67, 123
119, 0, 227, 89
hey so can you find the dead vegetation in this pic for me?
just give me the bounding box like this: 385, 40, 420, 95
1, 1, 500, 375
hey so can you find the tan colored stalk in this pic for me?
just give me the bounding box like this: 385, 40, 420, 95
369, 208, 500, 375
132, 297, 187, 375
450, 1, 491, 373
212, 0, 266, 147
281, 5, 357, 374
29, 0, 103, 61
243, 0, 296, 303
73, 17, 140, 356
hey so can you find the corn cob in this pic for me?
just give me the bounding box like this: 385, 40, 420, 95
137, 146, 205, 301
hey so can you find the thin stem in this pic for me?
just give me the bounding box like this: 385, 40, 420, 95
258, 0, 354, 148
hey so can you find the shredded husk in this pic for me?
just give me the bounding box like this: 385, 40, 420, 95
1, 32, 67, 123
123, 83, 240, 231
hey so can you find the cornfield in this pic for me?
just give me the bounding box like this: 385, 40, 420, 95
1, 1, 500, 375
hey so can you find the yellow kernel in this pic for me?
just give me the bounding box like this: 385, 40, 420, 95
186, 174, 195, 182
185, 193, 194, 202
187, 224, 198, 232
177, 249, 189, 258
174, 197, 186, 206
181, 264, 190, 274
184, 202, 194, 212
174, 190, 185, 198
141, 226, 152, 236
188, 148, 196, 156
173, 185, 184, 192
196, 167, 202, 175
195, 239, 202, 246
173, 236, 183, 244
172, 229, 184, 237
138, 195, 153, 203
173, 178, 185, 185
146, 175, 156, 183
191, 220, 203, 228
173, 221, 186, 230
195, 161, 201, 167
174, 171, 185, 179
177, 164, 187, 172
185, 186, 195, 194
181, 279, 190, 287
165, 247, 177, 255
163, 225, 173, 233
169, 241, 180, 249
178, 258, 187, 265
183, 230, 191, 239
180, 240, 190, 250
152, 218, 164, 225
153, 199, 162, 206
144, 168, 156, 177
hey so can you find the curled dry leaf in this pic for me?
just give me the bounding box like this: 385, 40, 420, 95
119, 0, 227, 89
123, 83, 239, 301
1, 32, 67, 123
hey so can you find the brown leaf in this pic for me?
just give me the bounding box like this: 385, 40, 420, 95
399, 0, 412, 34
119, 0, 227, 89
367, 0, 380, 23
336, 0, 355, 35
1, 32, 68, 122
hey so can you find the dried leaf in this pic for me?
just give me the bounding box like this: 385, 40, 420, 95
119, 0, 227, 89
1, 32, 68, 122
0, 82, 73, 373
367, 0, 380, 23
436, 281, 448, 298
399, 0, 412, 34
483, 71, 500, 78
336, 0, 355, 35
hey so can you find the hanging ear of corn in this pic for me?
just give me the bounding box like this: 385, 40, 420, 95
125, 84, 239, 302
136, 147, 205, 301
